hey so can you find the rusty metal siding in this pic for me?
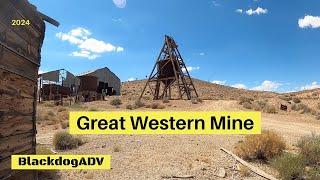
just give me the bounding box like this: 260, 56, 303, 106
82, 67, 121, 95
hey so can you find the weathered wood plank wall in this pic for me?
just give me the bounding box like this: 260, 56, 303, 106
0, 0, 46, 179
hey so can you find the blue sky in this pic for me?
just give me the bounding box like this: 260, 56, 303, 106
30, 0, 320, 92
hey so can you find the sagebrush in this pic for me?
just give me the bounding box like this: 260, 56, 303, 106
235, 130, 286, 161
53, 131, 84, 150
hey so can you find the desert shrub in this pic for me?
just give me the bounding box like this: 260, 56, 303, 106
113, 145, 120, 152
57, 107, 66, 112
252, 103, 262, 111
297, 134, 320, 165
36, 144, 53, 155
134, 100, 145, 108
162, 97, 170, 103
195, 98, 203, 103
60, 121, 69, 129
191, 98, 198, 104
292, 97, 301, 103
70, 103, 86, 110
47, 111, 55, 116
306, 167, 320, 179
242, 102, 252, 109
263, 105, 277, 114
271, 153, 306, 180
110, 98, 122, 106
251, 100, 268, 111
239, 96, 252, 105
279, 95, 292, 101
235, 131, 286, 161
53, 131, 84, 150
256, 100, 267, 109
126, 104, 134, 110
145, 104, 151, 108
151, 102, 165, 109
151, 103, 159, 109
312, 92, 318, 97
238, 164, 251, 177
291, 103, 311, 114
317, 103, 320, 110
43, 101, 55, 107
88, 107, 99, 111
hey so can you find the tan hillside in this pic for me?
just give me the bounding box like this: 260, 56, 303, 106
121, 78, 278, 101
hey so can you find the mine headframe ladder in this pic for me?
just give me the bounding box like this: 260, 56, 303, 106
139, 35, 198, 100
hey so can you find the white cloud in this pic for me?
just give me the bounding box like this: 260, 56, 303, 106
56, 32, 83, 45
70, 50, 100, 60
78, 38, 118, 53
232, 83, 247, 89
116, 47, 124, 52
56, 27, 124, 60
38, 70, 46, 74
199, 52, 205, 56
127, 77, 136, 81
186, 66, 200, 72
211, 80, 226, 85
235, 9, 243, 14
298, 15, 320, 29
245, 7, 268, 15
212, 1, 220, 7
251, 80, 281, 91
70, 27, 91, 38
300, 81, 320, 90
113, 0, 126, 8
112, 18, 123, 22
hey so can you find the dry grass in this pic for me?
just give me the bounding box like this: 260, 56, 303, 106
57, 107, 67, 112
43, 101, 55, 107
150, 102, 165, 109
53, 131, 84, 150
191, 98, 198, 104
126, 104, 134, 110
291, 103, 314, 114
110, 98, 122, 106
134, 100, 145, 108
271, 153, 306, 180
263, 104, 277, 114
36, 144, 53, 155
239, 96, 253, 105
162, 97, 170, 103
60, 121, 69, 129
292, 97, 301, 103
297, 134, 320, 165
235, 131, 286, 161
279, 95, 292, 101
113, 145, 121, 152
242, 102, 252, 109
88, 107, 99, 111
238, 164, 251, 177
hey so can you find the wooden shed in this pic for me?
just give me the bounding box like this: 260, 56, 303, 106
0, 0, 58, 179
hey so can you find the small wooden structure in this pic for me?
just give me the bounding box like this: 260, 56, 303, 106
38, 69, 79, 104
140, 35, 198, 100
0, 0, 58, 179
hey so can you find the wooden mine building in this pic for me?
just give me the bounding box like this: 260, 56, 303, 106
77, 67, 121, 102
0, 0, 58, 179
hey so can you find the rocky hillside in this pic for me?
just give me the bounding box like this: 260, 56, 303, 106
121, 78, 278, 101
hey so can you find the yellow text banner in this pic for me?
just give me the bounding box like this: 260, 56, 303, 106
69, 111, 261, 135
11, 155, 111, 170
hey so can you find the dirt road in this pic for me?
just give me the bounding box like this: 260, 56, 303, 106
37, 100, 320, 180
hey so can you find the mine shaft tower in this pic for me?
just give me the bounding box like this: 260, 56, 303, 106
140, 35, 198, 100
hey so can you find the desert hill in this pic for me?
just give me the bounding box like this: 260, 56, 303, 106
121, 78, 278, 101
